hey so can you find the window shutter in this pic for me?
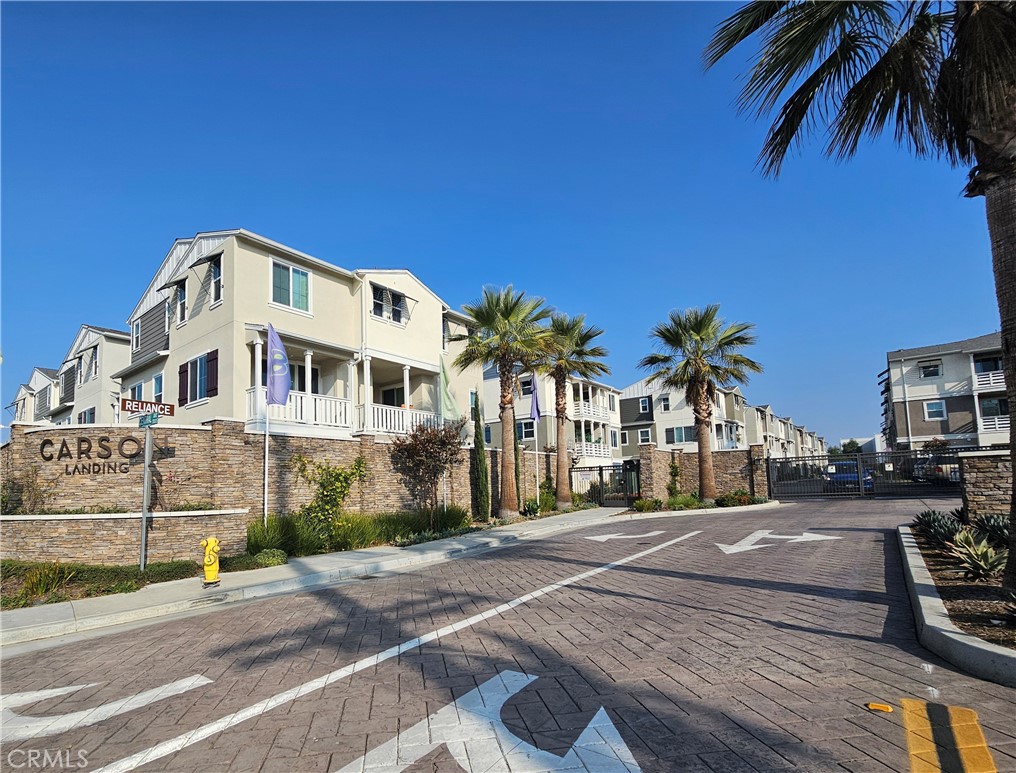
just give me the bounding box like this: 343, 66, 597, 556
665, 428, 675, 444
206, 350, 219, 397
178, 363, 189, 406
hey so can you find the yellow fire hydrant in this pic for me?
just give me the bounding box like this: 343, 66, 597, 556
201, 536, 221, 588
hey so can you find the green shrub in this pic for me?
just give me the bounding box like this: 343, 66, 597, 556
392, 526, 481, 547
973, 514, 1010, 550
247, 516, 287, 554
220, 554, 258, 572
254, 549, 288, 567
84, 579, 140, 596
715, 489, 753, 508
571, 491, 587, 506
290, 513, 328, 556
329, 513, 383, 551
1, 594, 30, 609
421, 505, 472, 531
290, 454, 367, 531
947, 530, 1008, 581
22, 562, 75, 597
632, 498, 663, 513
667, 493, 701, 511
520, 498, 540, 517
911, 509, 963, 547
143, 561, 199, 583
171, 502, 216, 512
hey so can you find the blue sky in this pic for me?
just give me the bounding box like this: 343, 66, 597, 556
1, 2, 1001, 445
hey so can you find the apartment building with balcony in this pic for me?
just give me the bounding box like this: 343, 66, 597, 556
880, 331, 1009, 449
479, 370, 622, 466
100, 229, 479, 438
618, 379, 749, 457
7, 326, 131, 427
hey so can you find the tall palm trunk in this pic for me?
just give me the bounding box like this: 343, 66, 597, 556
984, 175, 1016, 594
693, 388, 717, 500
555, 375, 570, 510
498, 367, 519, 517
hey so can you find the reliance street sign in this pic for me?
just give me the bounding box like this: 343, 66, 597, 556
121, 399, 175, 417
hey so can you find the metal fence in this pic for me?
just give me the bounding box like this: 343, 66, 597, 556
569, 461, 640, 507
766, 448, 1005, 499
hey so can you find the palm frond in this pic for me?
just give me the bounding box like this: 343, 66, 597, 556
704, 1, 792, 68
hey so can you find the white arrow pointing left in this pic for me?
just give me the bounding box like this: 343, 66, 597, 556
585, 530, 664, 543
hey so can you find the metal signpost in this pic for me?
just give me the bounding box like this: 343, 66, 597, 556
121, 399, 174, 571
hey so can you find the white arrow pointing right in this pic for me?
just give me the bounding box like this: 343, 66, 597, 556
716, 529, 841, 554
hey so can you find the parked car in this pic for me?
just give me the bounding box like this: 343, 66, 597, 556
912, 455, 960, 484
823, 461, 874, 493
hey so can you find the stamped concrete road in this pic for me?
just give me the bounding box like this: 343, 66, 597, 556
3, 500, 1015, 772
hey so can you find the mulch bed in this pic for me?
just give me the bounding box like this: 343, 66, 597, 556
913, 533, 1015, 650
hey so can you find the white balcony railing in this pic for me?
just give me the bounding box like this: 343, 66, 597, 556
572, 401, 610, 421
573, 441, 613, 459
980, 415, 1010, 433
245, 387, 352, 428
356, 404, 443, 434
974, 371, 1006, 390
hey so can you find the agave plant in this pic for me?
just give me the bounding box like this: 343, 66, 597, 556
948, 530, 1008, 582
973, 514, 1010, 550
911, 510, 963, 548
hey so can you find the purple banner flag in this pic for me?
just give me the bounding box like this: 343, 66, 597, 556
529, 373, 542, 422
266, 324, 291, 406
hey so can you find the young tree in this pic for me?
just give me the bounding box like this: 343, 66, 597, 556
471, 400, 490, 521
452, 286, 552, 518
541, 313, 611, 510
639, 305, 763, 500
841, 439, 863, 454
390, 420, 467, 528
704, 0, 1016, 591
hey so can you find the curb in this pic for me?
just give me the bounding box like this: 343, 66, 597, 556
897, 526, 1016, 688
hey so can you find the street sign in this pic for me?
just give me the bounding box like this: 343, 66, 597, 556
139, 412, 160, 429
120, 398, 175, 417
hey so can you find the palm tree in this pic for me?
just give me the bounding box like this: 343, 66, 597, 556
541, 314, 611, 510
453, 286, 552, 518
704, 1, 1016, 591
638, 305, 763, 501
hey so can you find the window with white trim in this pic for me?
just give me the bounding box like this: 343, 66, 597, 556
620, 431, 628, 445
638, 397, 649, 413
516, 420, 535, 440
519, 377, 533, 396
272, 260, 309, 312
484, 425, 491, 444
165, 301, 171, 333
371, 283, 406, 323
188, 355, 208, 402
924, 400, 947, 420
153, 373, 164, 404
981, 397, 1009, 417
130, 383, 143, 401
660, 395, 670, 411
132, 320, 141, 350
210, 256, 223, 304
638, 428, 651, 444
610, 430, 619, 448
918, 360, 941, 379
177, 282, 188, 323
77, 407, 95, 424
608, 394, 616, 411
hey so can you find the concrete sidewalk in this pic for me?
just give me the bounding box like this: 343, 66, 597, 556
0, 502, 784, 647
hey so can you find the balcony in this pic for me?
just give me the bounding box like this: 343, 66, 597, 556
980, 415, 1010, 433
573, 401, 610, 421
573, 441, 612, 459
356, 404, 443, 435
974, 370, 1006, 390
246, 387, 353, 428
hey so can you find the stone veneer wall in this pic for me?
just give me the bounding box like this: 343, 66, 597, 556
0, 510, 249, 564
959, 451, 1013, 519
1, 420, 557, 562
637, 443, 767, 501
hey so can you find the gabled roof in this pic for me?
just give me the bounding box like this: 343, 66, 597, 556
36, 367, 59, 379
61, 324, 131, 365
887, 331, 1001, 360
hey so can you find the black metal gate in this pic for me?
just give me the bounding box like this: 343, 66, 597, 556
766, 449, 971, 499
569, 460, 640, 507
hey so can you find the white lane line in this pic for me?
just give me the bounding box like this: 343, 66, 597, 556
93, 531, 701, 773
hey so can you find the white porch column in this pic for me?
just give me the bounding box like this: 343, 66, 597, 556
304, 350, 313, 393
253, 335, 264, 418
403, 365, 411, 409
346, 360, 356, 401
362, 355, 373, 432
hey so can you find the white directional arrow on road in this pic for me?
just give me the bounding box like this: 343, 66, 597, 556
716, 529, 841, 554
585, 530, 664, 543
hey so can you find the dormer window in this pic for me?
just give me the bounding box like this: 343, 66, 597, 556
371, 284, 407, 324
